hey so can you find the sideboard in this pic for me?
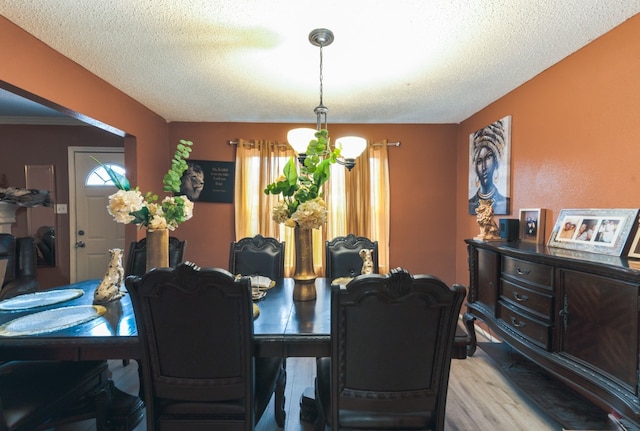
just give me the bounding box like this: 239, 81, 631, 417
464, 239, 640, 426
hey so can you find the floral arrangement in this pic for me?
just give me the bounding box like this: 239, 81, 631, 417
95, 139, 195, 231
264, 130, 340, 229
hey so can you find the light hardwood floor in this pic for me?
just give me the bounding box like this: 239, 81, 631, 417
52, 333, 584, 431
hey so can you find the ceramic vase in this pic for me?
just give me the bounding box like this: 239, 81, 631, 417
146, 228, 169, 272
293, 226, 317, 301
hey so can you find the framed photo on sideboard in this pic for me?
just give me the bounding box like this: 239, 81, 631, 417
519, 208, 545, 244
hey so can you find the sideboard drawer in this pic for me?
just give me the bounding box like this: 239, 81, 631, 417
498, 301, 552, 350
502, 256, 553, 288
501, 279, 554, 320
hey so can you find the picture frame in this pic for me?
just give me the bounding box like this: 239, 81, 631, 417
468, 115, 512, 216
519, 208, 546, 244
628, 229, 640, 258
547, 208, 639, 256
178, 160, 235, 203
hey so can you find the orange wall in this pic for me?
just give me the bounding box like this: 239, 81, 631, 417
0, 16, 169, 248
455, 13, 640, 283
0, 16, 460, 285
2, 13, 639, 289
168, 122, 458, 279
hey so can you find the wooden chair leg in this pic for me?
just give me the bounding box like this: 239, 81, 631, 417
274, 359, 287, 427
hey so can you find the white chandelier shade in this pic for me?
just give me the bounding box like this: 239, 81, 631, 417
335, 136, 367, 160
287, 128, 317, 155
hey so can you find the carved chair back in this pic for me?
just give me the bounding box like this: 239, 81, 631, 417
229, 235, 284, 279
315, 268, 465, 430
325, 234, 378, 279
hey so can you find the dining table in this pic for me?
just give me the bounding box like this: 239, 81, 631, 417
0, 275, 470, 362
0, 277, 332, 361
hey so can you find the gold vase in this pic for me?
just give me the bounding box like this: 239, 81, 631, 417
146, 228, 169, 272
293, 226, 317, 301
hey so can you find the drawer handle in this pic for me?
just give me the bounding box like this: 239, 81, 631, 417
510, 316, 526, 328
515, 267, 531, 276
512, 292, 528, 302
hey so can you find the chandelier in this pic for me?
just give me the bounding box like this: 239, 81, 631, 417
287, 28, 367, 171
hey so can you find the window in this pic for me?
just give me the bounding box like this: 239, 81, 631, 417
235, 139, 389, 276
86, 164, 126, 186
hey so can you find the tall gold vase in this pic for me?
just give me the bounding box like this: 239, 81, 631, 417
293, 226, 317, 301
146, 228, 169, 272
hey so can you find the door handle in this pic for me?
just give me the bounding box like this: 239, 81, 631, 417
75, 241, 86, 248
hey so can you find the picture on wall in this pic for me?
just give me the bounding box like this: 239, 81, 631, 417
178, 160, 235, 203
547, 209, 638, 256
468, 115, 511, 215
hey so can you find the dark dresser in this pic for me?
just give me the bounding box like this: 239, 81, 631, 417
464, 239, 640, 426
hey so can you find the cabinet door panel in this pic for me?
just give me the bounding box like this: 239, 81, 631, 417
560, 269, 639, 389
477, 249, 499, 315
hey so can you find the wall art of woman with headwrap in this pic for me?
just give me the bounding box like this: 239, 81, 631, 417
468, 116, 511, 215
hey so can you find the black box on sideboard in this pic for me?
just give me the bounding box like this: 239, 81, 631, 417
499, 218, 519, 241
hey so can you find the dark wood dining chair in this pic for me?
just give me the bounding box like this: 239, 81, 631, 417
0, 234, 39, 300
325, 234, 378, 279
0, 361, 109, 431
314, 268, 466, 431
125, 263, 286, 430
229, 234, 285, 279
124, 236, 187, 277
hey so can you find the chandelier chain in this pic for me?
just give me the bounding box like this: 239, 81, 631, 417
319, 44, 324, 106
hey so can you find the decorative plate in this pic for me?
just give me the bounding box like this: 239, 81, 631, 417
0, 289, 84, 311
249, 275, 275, 290
0, 305, 106, 337
331, 277, 354, 287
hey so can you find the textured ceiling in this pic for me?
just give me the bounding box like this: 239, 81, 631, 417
1, 1, 639, 124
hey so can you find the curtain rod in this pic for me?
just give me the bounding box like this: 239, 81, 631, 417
228, 140, 400, 147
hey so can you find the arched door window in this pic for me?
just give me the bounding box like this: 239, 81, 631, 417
86, 163, 126, 186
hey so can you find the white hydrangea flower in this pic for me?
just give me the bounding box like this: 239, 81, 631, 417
107, 190, 144, 224
291, 198, 328, 229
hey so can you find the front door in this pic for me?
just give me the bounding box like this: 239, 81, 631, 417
69, 147, 125, 282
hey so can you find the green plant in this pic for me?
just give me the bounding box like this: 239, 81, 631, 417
93, 139, 195, 231
264, 129, 340, 229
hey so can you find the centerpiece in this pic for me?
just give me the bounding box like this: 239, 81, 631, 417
95, 139, 195, 272
264, 129, 340, 300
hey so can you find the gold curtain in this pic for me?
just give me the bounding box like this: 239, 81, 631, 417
235, 138, 390, 277
326, 140, 389, 273
234, 139, 292, 239
234, 139, 297, 276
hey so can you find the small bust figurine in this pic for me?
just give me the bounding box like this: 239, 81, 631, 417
474, 199, 501, 241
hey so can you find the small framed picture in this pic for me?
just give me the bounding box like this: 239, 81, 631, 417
628, 229, 640, 258
519, 208, 546, 244
548, 208, 639, 256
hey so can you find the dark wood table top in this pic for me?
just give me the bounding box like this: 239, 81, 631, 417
0, 278, 332, 361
